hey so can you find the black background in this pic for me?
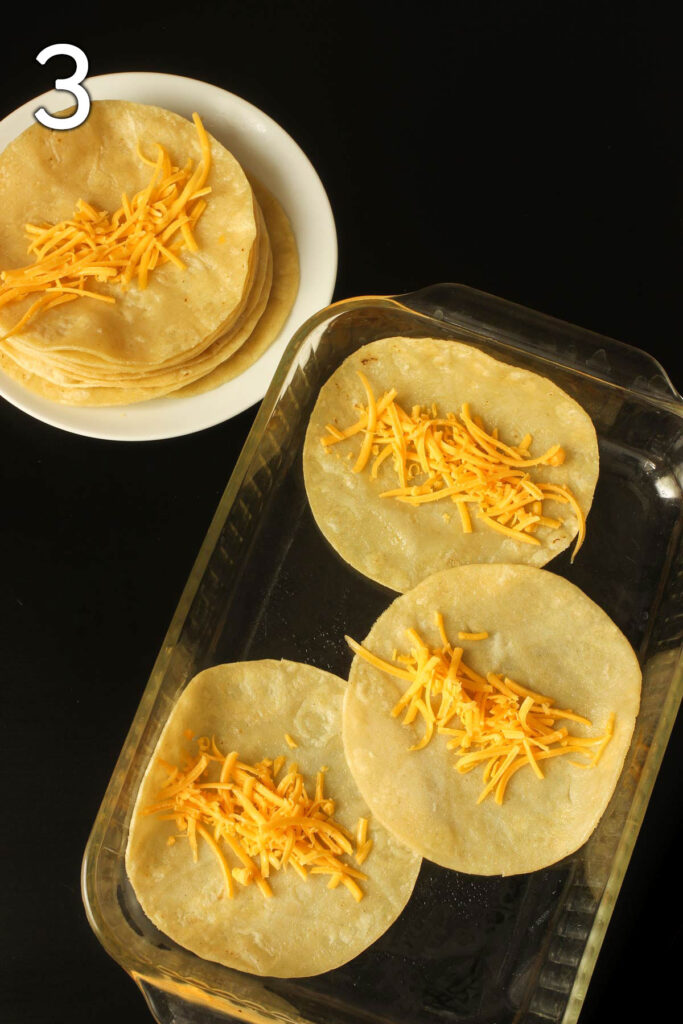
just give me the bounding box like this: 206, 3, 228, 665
1, 3, 681, 1023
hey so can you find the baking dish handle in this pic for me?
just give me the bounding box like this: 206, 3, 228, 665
397, 283, 681, 402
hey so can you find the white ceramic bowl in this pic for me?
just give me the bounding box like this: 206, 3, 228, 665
0, 72, 337, 440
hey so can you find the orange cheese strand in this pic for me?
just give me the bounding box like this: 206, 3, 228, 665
346, 615, 613, 805
144, 735, 370, 900
0, 112, 212, 338
322, 374, 585, 559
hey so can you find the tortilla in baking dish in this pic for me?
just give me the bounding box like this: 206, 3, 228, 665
0, 101, 299, 404
342, 564, 641, 875
126, 660, 421, 978
303, 337, 599, 592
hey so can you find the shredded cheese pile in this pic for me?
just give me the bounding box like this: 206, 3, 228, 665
346, 614, 614, 805
0, 112, 212, 338
143, 735, 373, 901
322, 371, 585, 558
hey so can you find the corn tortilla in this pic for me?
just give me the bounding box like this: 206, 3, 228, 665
0, 102, 300, 405
342, 564, 641, 875
172, 177, 300, 398
0, 211, 273, 402
303, 337, 599, 591
126, 660, 421, 977
3, 178, 299, 399
1, 199, 271, 387
0, 100, 258, 366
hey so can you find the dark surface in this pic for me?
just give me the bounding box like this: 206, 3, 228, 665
1, 4, 680, 1024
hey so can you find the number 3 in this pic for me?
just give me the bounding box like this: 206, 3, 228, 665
34, 43, 91, 130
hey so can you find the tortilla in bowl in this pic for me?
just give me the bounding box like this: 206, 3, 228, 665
126, 660, 421, 978
342, 564, 641, 876
0, 101, 299, 404
303, 336, 599, 592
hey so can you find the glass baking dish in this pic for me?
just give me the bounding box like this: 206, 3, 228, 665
82, 283, 683, 1024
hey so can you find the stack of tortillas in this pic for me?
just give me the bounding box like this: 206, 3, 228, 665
0, 100, 299, 405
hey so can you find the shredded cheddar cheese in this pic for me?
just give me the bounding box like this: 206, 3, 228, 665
322, 372, 586, 559
0, 113, 212, 338
346, 615, 614, 805
144, 735, 371, 901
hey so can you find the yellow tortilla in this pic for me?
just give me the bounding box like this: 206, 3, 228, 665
170, 177, 300, 398
0, 219, 273, 402
126, 660, 421, 977
0, 101, 258, 366
0, 103, 300, 405
0, 200, 272, 388
343, 564, 641, 875
3, 178, 299, 400
303, 337, 599, 591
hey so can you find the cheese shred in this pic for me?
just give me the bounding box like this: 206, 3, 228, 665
346, 615, 614, 805
0, 113, 212, 337
144, 735, 372, 900
322, 375, 585, 559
